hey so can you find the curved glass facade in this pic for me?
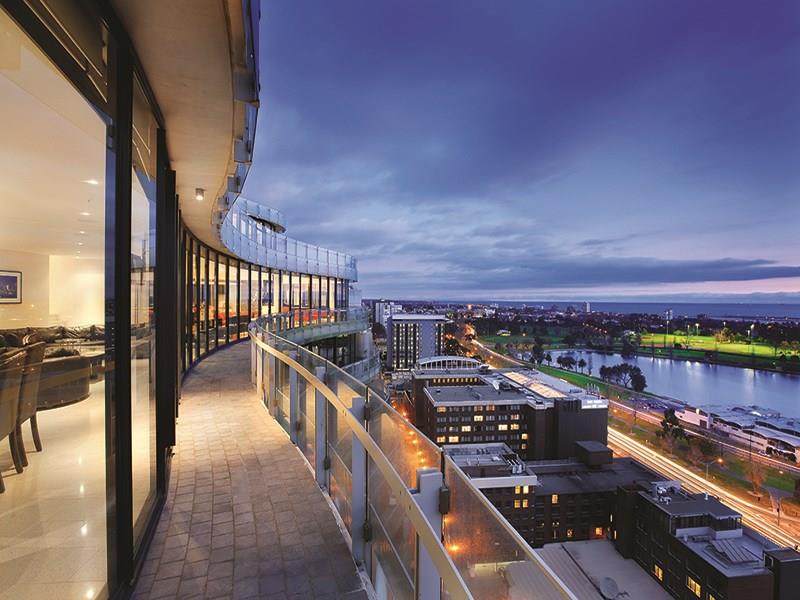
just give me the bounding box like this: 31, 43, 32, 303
180, 225, 351, 371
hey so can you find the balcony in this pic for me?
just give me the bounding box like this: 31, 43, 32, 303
220, 197, 358, 280
259, 308, 369, 346
249, 319, 580, 599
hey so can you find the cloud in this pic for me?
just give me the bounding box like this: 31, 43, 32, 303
246, 1, 800, 299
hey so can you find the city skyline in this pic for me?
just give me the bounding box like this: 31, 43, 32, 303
245, 1, 800, 301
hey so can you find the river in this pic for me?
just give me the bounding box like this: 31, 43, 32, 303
547, 349, 800, 419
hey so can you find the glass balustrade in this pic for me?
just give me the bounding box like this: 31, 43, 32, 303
220, 197, 358, 280
249, 317, 578, 600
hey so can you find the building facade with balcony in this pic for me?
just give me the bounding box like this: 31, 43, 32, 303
0, 1, 365, 598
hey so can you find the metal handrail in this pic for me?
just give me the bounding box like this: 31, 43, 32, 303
250, 317, 579, 600
249, 325, 473, 599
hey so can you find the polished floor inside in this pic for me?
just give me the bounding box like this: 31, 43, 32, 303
0, 380, 107, 600
133, 343, 368, 600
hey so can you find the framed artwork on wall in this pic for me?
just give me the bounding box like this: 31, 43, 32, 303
0, 271, 22, 304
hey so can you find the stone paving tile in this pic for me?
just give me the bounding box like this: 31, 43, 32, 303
132, 343, 366, 599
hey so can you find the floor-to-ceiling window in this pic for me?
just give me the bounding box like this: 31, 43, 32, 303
217, 255, 228, 346
209, 250, 217, 351
130, 74, 157, 544
238, 262, 249, 339
0, 8, 109, 597
250, 264, 260, 320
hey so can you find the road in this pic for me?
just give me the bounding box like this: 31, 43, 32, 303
608, 427, 800, 548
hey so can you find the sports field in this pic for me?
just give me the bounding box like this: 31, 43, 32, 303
639, 332, 788, 358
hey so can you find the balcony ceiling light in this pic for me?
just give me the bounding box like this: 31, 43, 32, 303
82, 179, 99, 185
195, 188, 205, 201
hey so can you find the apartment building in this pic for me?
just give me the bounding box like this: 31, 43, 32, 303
412, 366, 608, 459
386, 313, 448, 370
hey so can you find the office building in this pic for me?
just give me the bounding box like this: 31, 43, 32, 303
613, 481, 800, 600
386, 313, 448, 370
412, 366, 608, 459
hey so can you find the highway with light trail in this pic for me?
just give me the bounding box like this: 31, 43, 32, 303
608, 427, 800, 549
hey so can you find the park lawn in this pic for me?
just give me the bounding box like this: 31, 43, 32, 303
640, 333, 780, 358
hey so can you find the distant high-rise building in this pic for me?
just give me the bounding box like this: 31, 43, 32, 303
386, 314, 447, 370
584, 301, 591, 313
374, 300, 403, 327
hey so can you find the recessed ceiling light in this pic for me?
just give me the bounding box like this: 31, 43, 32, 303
80, 211, 91, 216
195, 188, 205, 201
83, 179, 99, 185
79, 230, 86, 235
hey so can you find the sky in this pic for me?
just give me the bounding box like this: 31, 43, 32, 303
244, 1, 800, 302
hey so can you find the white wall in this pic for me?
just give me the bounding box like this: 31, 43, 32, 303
0, 249, 49, 328
49, 255, 104, 326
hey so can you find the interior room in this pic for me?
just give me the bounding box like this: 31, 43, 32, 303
0, 9, 108, 598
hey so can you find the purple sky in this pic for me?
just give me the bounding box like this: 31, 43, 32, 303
245, 1, 800, 302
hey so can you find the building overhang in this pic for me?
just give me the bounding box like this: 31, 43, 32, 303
111, 0, 259, 251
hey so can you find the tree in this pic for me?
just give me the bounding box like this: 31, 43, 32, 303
631, 370, 647, 392
744, 460, 765, 496
577, 358, 587, 373
688, 437, 715, 467
544, 352, 552, 365
560, 355, 577, 370
656, 409, 686, 455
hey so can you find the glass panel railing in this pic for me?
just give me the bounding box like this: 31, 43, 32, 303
220, 197, 358, 279
443, 457, 574, 600
368, 456, 416, 597
249, 318, 576, 600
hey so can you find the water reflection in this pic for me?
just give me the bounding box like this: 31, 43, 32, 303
548, 350, 800, 417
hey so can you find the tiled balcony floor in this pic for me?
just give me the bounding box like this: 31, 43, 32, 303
133, 343, 368, 600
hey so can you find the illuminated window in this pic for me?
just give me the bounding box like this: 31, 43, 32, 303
437, 406, 447, 413
514, 486, 521, 494
653, 564, 663, 581
594, 527, 603, 537
448, 436, 459, 443
521, 433, 528, 440
473, 415, 484, 422
510, 424, 520, 430
521, 443, 527, 449
523, 485, 529, 494
610, 514, 613, 523
510, 413, 520, 420
687, 576, 701, 597
566, 528, 573, 538
461, 425, 471, 432
514, 499, 521, 509
522, 499, 528, 508
436, 436, 446, 443
709, 595, 716, 600
551, 494, 559, 505
613, 530, 618, 540
498, 424, 508, 431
